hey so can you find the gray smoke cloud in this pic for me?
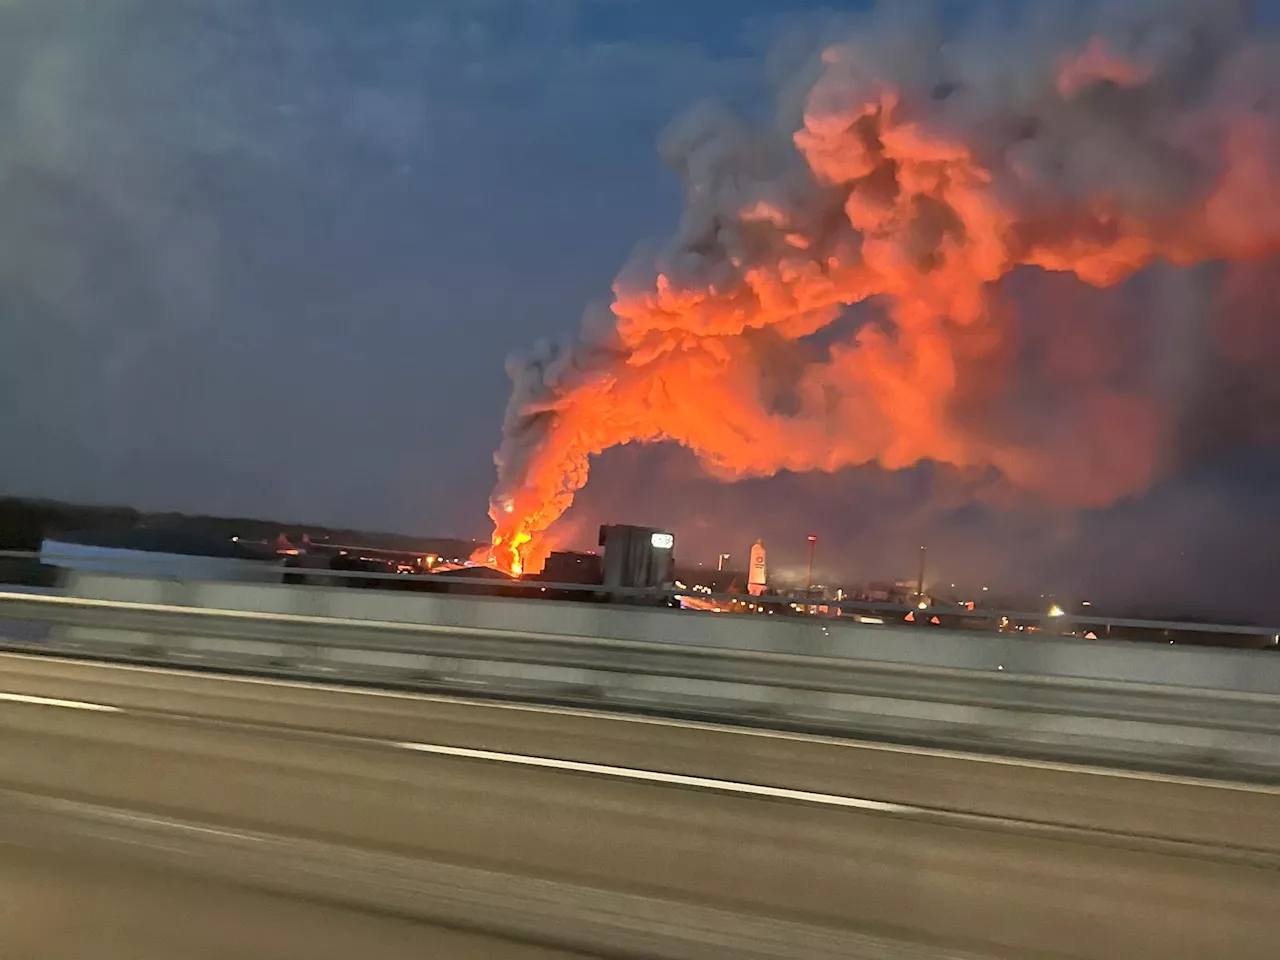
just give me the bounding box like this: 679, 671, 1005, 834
488, 0, 1280, 573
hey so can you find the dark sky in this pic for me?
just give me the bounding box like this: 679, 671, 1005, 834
3, 0, 1280, 617
0, 0, 844, 525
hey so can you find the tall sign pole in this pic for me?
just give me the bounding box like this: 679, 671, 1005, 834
806, 535, 817, 598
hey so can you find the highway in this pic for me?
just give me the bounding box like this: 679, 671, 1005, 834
0, 652, 1278, 959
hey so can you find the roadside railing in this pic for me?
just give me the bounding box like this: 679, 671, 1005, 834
2, 585, 1280, 779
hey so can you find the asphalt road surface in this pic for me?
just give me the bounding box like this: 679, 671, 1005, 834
0, 652, 1277, 960
0, 844, 594, 960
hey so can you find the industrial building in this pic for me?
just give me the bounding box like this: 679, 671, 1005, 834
539, 550, 604, 585
599, 524, 675, 590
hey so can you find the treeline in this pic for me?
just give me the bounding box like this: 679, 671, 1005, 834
0, 496, 480, 564
0, 497, 140, 552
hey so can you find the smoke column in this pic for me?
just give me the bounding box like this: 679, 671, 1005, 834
483, 0, 1280, 575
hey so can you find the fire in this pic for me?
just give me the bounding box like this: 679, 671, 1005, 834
484, 3, 1280, 575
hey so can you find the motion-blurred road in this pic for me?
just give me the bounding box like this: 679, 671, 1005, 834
0, 652, 1277, 960
0, 846, 591, 960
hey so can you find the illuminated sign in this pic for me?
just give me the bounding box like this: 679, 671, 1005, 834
650, 532, 674, 549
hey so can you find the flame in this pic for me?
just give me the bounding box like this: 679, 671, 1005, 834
485, 10, 1280, 575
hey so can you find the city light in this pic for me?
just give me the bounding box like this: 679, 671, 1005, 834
650, 532, 674, 549
1047, 604, 1065, 617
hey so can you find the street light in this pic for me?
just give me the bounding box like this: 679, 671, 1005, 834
805, 535, 817, 598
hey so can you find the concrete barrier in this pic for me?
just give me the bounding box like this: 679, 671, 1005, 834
61, 571, 1280, 694
0, 575, 1269, 778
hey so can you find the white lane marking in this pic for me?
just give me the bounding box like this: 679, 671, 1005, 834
396, 740, 917, 813
106, 809, 260, 842
0, 651, 1276, 796
0, 691, 122, 713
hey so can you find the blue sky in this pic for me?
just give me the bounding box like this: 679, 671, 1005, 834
2, 0, 1280, 615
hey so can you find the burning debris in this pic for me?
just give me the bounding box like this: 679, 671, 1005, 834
484, 0, 1280, 575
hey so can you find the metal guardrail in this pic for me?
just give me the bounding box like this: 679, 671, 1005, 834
2, 589, 1280, 778
5, 549, 1279, 646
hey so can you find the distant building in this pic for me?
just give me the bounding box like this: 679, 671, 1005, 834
322, 550, 396, 589
599, 524, 675, 590
747, 540, 767, 596
41, 528, 278, 583
858, 581, 920, 605
673, 567, 746, 595
539, 551, 603, 585
423, 564, 525, 598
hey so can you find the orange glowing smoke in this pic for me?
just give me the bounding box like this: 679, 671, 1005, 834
484, 2, 1280, 575
1056, 38, 1153, 98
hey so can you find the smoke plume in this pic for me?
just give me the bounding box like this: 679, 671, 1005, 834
484, 0, 1280, 575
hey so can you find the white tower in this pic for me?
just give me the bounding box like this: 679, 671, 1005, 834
748, 540, 767, 596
